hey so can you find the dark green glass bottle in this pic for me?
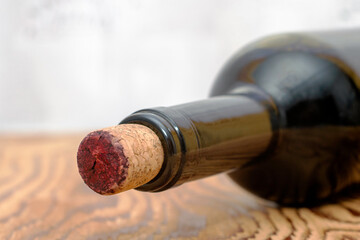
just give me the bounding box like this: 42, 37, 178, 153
121, 29, 360, 205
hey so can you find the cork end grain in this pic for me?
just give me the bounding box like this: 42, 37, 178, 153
77, 124, 164, 195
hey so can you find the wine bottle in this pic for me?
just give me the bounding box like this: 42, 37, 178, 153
77, 29, 360, 205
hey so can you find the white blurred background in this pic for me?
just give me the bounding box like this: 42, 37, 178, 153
1, 0, 360, 132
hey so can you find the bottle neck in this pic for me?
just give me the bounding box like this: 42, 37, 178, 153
121, 86, 278, 192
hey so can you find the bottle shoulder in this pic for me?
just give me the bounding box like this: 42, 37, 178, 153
211, 32, 360, 127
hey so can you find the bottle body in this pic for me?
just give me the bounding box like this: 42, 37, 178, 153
122, 29, 360, 205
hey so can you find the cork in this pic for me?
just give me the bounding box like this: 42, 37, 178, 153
77, 124, 164, 195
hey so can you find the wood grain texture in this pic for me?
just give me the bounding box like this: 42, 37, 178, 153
0, 135, 360, 240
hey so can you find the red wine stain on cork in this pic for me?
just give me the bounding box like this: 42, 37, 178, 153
77, 131, 129, 194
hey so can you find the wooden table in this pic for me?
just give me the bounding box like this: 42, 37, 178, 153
0, 134, 360, 240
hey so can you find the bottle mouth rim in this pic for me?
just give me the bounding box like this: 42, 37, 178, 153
121, 107, 196, 192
